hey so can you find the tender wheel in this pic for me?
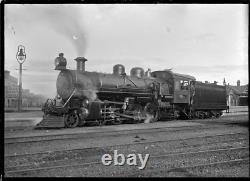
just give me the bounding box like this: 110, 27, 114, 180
195, 111, 205, 119
215, 111, 222, 118
144, 103, 158, 123
65, 112, 79, 128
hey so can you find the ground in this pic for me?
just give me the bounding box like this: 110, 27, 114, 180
4, 106, 249, 177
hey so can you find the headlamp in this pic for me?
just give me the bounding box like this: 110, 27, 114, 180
54, 53, 67, 70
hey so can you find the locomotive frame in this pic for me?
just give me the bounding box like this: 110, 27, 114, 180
37, 54, 227, 128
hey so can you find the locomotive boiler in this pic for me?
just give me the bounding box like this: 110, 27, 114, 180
38, 53, 169, 128
37, 53, 227, 128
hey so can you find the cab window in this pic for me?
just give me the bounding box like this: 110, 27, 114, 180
175, 81, 180, 90
180, 80, 189, 90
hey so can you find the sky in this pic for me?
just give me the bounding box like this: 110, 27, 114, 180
5, 4, 248, 98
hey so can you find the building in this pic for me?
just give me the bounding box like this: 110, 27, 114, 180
5, 70, 47, 109
4, 70, 19, 108
225, 79, 248, 106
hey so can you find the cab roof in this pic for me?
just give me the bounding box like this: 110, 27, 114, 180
153, 70, 196, 81
172, 72, 196, 81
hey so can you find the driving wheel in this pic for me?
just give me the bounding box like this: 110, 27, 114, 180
65, 112, 79, 128
144, 103, 158, 123
132, 104, 145, 123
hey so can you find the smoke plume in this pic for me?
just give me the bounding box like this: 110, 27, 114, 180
5, 5, 87, 56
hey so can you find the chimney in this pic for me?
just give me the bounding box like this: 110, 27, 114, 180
237, 80, 240, 87
75, 57, 87, 72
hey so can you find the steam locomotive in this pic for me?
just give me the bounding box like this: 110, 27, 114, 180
37, 53, 227, 128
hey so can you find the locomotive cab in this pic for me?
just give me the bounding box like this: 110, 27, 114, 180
151, 70, 195, 104
172, 73, 195, 104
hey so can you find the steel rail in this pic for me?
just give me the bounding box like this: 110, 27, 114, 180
149, 146, 249, 159
5, 132, 248, 158
5, 123, 246, 144
181, 158, 249, 169
127, 158, 249, 177
5, 124, 215, 143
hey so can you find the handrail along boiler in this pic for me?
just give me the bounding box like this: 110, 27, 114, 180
38, 53, 227, 128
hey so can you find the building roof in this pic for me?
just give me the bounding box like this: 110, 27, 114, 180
226, 84, 248, 96
231, 85, 248, 94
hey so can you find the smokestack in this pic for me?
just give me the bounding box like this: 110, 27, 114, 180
237, 80, 240, 87
75, 57, 87, 72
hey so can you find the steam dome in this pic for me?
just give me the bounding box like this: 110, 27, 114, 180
130, 67, 144, 78
113, 64, 125, 76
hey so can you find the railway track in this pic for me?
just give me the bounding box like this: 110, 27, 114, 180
5, 124, 216, 143
5, 146, 249, 177
4, 113, 249, 177
5, 131, 248, 157
5, 121, 247, 144
5, 132, 248, 171
175, 158, 249, 177
5, 125, 248, 156
5, 136, 248, 170
128, 158, 249, 177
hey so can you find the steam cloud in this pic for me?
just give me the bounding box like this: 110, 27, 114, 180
144, 113, 154, 123
6, 5, 87, 56
75, 71, 98, 101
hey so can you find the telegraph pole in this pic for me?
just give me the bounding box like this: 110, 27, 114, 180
16, 45, 26, 112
